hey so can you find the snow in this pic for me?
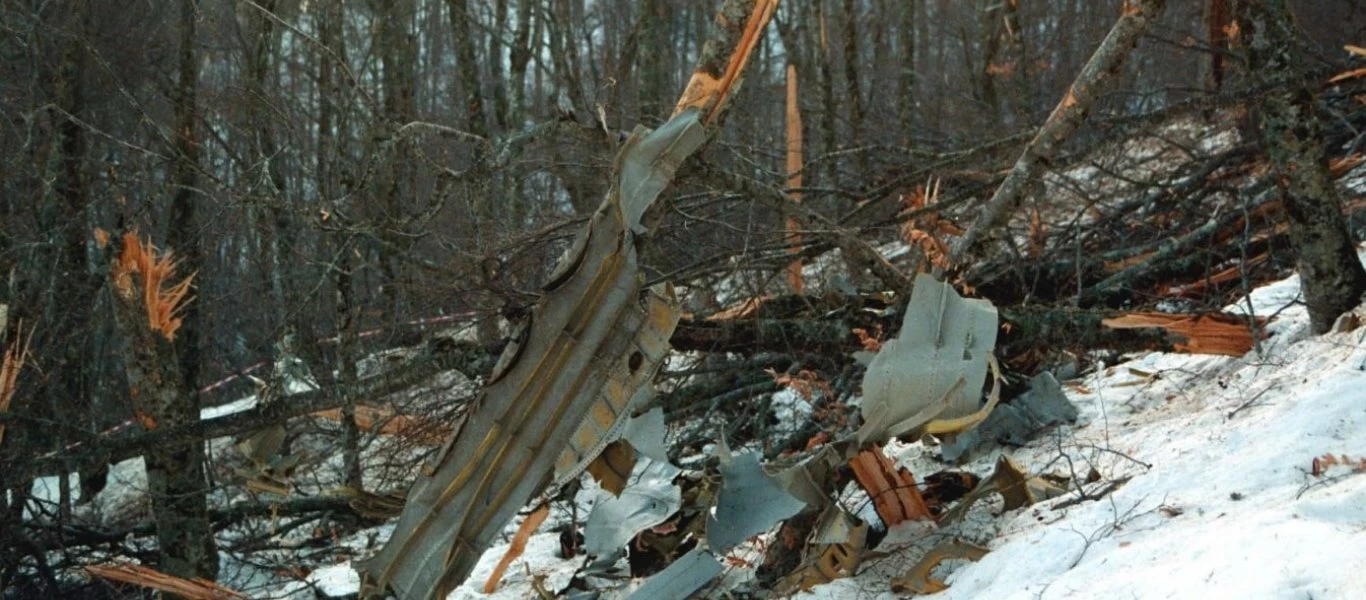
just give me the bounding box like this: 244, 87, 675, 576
23, 232, 1366, 600
241, 247, 1366, 600
797, 248, 1366, 600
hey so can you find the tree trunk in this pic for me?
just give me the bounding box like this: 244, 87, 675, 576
951, 0, 1167, 268
448, 0, 486, 138
141, 0, 218, 584
841, 0, 864, 139
1235, 0, 1366, 333
897, 0, 916, 141
508, 0, 534, 119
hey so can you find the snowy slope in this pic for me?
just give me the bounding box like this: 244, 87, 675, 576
801, 252, 1366, 600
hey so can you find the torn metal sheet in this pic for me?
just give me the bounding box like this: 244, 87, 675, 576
773, 444, 844, 510
938, 455, 1070, 525
627, 547, 723, 600
858, 274, 998, 444
622, 407, 671, 464
890, 538, 989, 595
775, 506, 869, 594
358, 110, 705, 600
707, 451, 807, 552
557, 383, 656, 490
940, 372, 1077, 462
584, 459, 683, 557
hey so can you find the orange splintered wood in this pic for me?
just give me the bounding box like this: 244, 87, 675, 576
482, 504, 551, 593
848, 447, 932, 526
0, 321, 32, 446
113, 233, 196, 342
311, 404, 450, 446
1329, 153, 1363, 177
84, 562, 245, 600
785, 63, 805, 294
706, 295, 772, 321
1101, 311, 1269, 356
673, 0, 780, 126
1328, 67, 1366, 84
1167, 254, 1269, 297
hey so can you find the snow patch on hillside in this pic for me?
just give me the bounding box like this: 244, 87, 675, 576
799, 249, 1366, 600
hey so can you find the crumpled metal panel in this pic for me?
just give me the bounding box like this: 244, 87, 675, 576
358, 110, 707, 600
583, 458, 682, 556
857, 274, 998, 444
939, 371, 1077, 462
706, 451, 806, 553
627, 548, 724, 600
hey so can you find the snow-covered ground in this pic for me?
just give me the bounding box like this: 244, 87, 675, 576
798, 252, 1366, 600
22, 243, 1366, 599
251, 249, 1366, 600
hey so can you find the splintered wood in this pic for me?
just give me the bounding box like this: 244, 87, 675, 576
673, 0, 779, 125
482, 504, 550, 593
311, 404, 450, 446
0, 314, 29, 446
84, 562, 245, 600
848, 447, 931, 526
112, 232, 195, 342
785, 63, 804, 294
1101, 311, 1268, 356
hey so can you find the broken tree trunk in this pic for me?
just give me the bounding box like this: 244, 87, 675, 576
950, 0, 1168, 268
108, 234, 218, 584
785, 63, 805, 294
357, 2, 778, 599
2, 338, 493, 484
1236, 0, 1366, 333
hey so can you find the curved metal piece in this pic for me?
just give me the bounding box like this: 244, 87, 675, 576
358, 110, 706, 600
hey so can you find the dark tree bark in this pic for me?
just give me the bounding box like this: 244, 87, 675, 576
951, 0, 1168, 267
137, 0, 219, 583
489, 0, 512, 131
1235, 0, 1366, 333
1206, 0, 1232, 92
448, 0, 487, 138
898, 0, 917, 140
841, 0, 864, 138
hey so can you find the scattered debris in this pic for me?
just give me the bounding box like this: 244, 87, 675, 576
626, 547, 723, 600
1311, 453, 1366, 477
940, 455, 1070, 525
584, 459, 682, 557
707, 450, 806, 552
774, 506, 869, 594
940, 372, 1079, 462
847, 446, 931, 526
